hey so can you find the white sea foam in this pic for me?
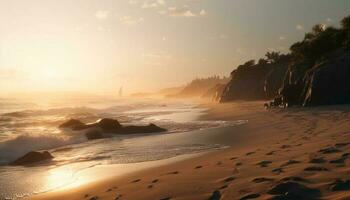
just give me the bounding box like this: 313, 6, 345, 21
0, 133, 87, 165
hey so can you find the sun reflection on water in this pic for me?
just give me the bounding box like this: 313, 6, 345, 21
46, 166, 75, 190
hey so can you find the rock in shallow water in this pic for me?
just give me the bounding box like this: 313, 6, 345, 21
59, 118, 167, 140
59, 119, 85, 129
85, 130, 104, 140
11, 151, 53, 166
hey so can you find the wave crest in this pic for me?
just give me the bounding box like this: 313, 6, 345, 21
0, 133, 87, 165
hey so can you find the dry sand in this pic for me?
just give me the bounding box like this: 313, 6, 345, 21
31, 101, 350, 200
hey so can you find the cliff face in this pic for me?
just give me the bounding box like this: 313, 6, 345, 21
278, 50, 350, 107
221, 15, 350, 107
220, 60, 289, 102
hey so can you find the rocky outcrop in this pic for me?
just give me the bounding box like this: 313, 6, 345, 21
276, 50, 350, 107
85, 130, 104, 140
222, 16, 350, 107
85, 118, 122, 132
59, 118, 167, 140
264, 64, 289, 99
220, 61, 270, 102
220, 60, 289, 102
115, 124, 167, 134
59, 119, 86, 129
302, 51, 350, 106
11, 151, 53, 166
59, 118, 122, 132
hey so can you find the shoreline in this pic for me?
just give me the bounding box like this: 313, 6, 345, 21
31, 101, 350, 200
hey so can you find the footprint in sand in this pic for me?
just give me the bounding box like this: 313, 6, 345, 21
342, 153, 350, 158
238, 189, 251, 194
335, 143, 350, 148
280, 145, 291, 149
309, 157, 327, 164
230, 157, 238, 160
217, 161, 223, 166
246, 152, 255, 156
280, 159, 300, 167
208, 190, 221, 200
152, 179, 159, 183
304, 166, 329, 171
131, 179, 141, 183
271, 168, 284, 174
266, 151, 275, 156
160, 197, 172, 200
252, 177, 274, 183
89, 196, 99, 200
319, 146, 341, 154
236, 162, 243, 166
223, 176, 235, 183
218, 185, 228, 190
106, 188, 113, 192
195, 165, 203, 169
239, 193, 260, 200
166, 171, 179, 175
329, 157, 346, 164
257, 160, 272, 168
148, 184, 153, 189
280, 176, 310, 183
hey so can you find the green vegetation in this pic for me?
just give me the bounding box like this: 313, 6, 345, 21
221, 15, 350, 107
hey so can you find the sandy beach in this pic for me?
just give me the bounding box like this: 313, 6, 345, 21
30, 101, 350, 200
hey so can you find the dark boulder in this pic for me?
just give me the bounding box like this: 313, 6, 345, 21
59, 118, 167, 137
59, 119, 85, 129
60, 118, 122, 132
12, 151, 53, 166
116, 123, 167, 134
92, 118, 122, 132
85, 130, 104, 140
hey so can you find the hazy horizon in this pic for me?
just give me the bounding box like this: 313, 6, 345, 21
1, 0, 350, 96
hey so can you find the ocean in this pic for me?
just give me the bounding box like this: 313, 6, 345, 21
0, 96, 246, 199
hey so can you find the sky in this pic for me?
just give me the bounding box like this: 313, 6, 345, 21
0, 0, 350, 96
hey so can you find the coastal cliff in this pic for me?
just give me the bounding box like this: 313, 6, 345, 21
220, 53, 290, 102
220, 15, 350, 107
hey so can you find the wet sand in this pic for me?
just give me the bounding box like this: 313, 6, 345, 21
31, 101, 350, 200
